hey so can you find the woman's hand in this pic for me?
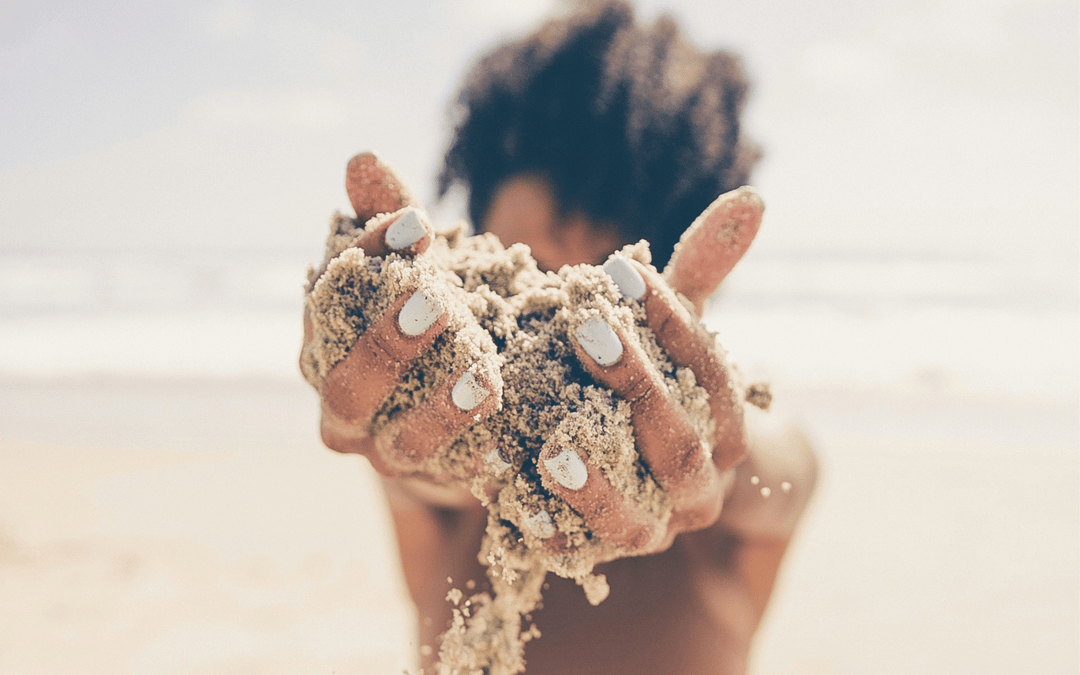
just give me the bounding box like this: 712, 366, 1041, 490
535, 188, 764, 558
302, 152, 766, 562
301, 153, 502, 487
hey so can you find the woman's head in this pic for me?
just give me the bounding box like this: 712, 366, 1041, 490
438, 0, 759, 270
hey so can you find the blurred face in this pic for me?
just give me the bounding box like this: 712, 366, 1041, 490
481, 175, 625, 272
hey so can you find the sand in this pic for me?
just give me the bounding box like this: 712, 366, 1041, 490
301, 209, 727, 674
1, 375, 1075, 675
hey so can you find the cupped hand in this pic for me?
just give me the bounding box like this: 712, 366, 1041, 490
302, 152, 765, 566
301, 153, 503, 481
536, 188, 764, 558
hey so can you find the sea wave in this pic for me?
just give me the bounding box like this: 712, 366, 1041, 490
2, 247, 1074, 315
0, 249, 1075, 406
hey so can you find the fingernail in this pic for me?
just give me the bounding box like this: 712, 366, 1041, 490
452, 368, 490, 411
385, 209, 426, 250
484, 447, 511, 475
603, 256, 645, 301
398, 289, 444, 336
542, 448, 588, 490
574, 316, 623, 366
521, 509, 556, 540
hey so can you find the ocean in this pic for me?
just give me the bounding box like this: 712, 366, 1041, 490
1, 245, 1074, 381
1, 241, 1075, 448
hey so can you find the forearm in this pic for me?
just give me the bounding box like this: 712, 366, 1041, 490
381, 476, 489, 658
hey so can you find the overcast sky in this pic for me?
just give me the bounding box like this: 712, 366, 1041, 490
1, 0, 1076, 260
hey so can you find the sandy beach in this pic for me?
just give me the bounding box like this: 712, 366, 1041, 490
1, 2, 1075, 671
0, 376, 416, 674
1, 374, 1075, 674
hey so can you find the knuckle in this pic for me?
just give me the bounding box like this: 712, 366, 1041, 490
668, 467, 724, 531
320, 380, 362, 424
654, 433, 710, 493
624, 521, 658, 551
319, 415, 371, 455
651, 301, 679, 336
673, 496, 723, 533
674, 434, 709, 473
712, 428, 748, 469
621, 370, 657, 403
368, 327, 404, 364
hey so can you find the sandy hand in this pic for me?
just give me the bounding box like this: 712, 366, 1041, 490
534, 188, 764, 558
301, 153, 503, 479
302, 154, 764, 569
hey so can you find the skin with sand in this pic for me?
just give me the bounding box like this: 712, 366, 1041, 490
301, 154, 818, 675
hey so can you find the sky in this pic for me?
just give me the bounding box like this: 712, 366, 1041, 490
1, 0, 1077, 263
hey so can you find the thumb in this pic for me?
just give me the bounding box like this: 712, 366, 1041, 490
345, 152, 419, 224
662, 186, 763, 314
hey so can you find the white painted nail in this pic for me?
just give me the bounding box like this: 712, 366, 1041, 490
543, 448, 588, 490
397, 289, 443, 336
574, 316, 623, 366
603, 256, 645, 300
522, 509, 556, 540
385, 209, 426, 250
452, 368, 490, 411
781, 481, 792, 493
760, 486, 772, 498
484, 448, 511, 475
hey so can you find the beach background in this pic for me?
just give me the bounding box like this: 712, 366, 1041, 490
1, 0, 1077, 673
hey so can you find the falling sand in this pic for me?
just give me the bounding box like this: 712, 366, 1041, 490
302, 208, 750, 675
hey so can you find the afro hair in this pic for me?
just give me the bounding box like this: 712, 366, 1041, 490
437, 0, 760, 268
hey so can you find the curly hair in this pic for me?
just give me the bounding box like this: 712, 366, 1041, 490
437, 0, 760, 269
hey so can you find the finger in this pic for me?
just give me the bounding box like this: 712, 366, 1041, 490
353, 206, 434, 258
604, 256, 748, 471
473, 442, 516, 502
538, 442, 662, 551
319, 287, 449, 453
388, 364, 501, 468
571, 316, 722, 525
345, 152, 418, 223
663, 186, 763, 313
516, 507, 572, 552
300, 306, 316, 384
479, 443, 520, 480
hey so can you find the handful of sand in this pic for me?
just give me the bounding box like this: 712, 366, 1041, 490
302, 208, 719, 674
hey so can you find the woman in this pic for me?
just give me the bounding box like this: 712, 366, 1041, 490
304, 3, 817, 673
